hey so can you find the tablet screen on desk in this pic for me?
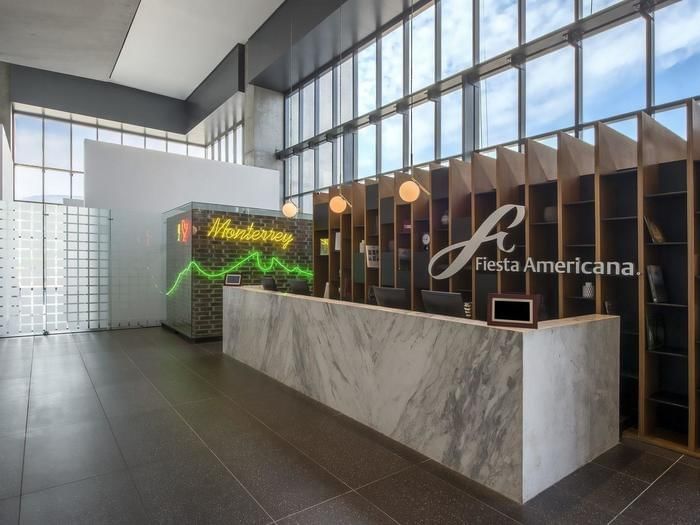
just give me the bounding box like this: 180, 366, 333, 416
225, 274, 242, 286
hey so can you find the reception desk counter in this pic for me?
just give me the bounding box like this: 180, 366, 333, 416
223, 286, 619, 503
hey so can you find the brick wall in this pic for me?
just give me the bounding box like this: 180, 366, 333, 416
166, 207, 311, 339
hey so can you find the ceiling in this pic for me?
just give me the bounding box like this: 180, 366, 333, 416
111, 0, 284, 99
0, 0, 284, 100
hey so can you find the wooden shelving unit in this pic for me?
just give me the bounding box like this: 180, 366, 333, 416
310, 104, 700, 459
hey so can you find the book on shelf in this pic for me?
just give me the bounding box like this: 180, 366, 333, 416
646, 265, 668, 303
645, 312, 665, 350
644, 217, 665, 244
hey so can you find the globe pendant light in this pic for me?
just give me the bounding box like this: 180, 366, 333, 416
282, 201, 298, 218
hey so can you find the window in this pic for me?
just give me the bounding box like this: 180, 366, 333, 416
580, 0, 621, 17
381, 114, 404, 173
441, 0, 473, 78
188, 144, 205, 158
302, 82, 315, 141
411, 5, 435, 92
15, 166, 42, 202
607, 117, 638, 141
44, 169, 71, 204
98, 128, 121, 144
357, 42, 377, 115
410, 102, 435, 165
480, 68, 518, 147
227, 132, 234, 163
122, 133, 144, 148
145, 137, 166, 152
14, 114, 43, 166
339, 57, 354, 124
318, 142, 333, 188
441, 89, 463, 158
318, 70, 334, 132
286, 91, 299, 147
286, 156, 300, 195
480, 0, 518, 61
71, 124, 96, 172
44, 119, 70, 170
654, 106, 687, 141
655, 0, 700, 105
526, 46, 574, 136
381, 25, 404, 105
526, 0, 574, 41
235, 125, 243, 164
302, 149, 315, 192
583, 18, 645, 123
167, 141, 187, 156
357, 124, 376, 179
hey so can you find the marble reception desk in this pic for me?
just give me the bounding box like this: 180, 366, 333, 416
223, 287, 619, 503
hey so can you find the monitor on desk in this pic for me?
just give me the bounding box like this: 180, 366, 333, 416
288, 279, 311, 296
261, 276, 278, 291
373, 287, 410, 310
421, 290, 466, 318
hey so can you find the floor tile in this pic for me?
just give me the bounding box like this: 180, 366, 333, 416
621, 463, 700, 524
19, 471, 148, 525
31, 344, 80, 359
30, 354, 86, 376
96, 379, 169, 420
270, 407, 411, 489
131, 451, 270, 525
619, 438, 683, 461
0, 396, 28, 437
0, 359, 32, 381
28, 368, 94, 398
149, 374, 220, 405
178, 398, 347, 519
593, 444, 675, 483
22, 420, 126, 493
277, 492, 394, 525
86, 364, 144, 388
0, 433, 25, 500
522, 484, 616, 525
553, 462, 648, 514
358, 466, 515, 525
0, 378, 30, 401
679, 455, 700, 469
0, 497, 19, 524
28, 390, 105, 430
80, 351, 133, 371
109, 407, 205, 468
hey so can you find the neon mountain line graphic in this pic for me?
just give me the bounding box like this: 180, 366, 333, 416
166, 250, 313, 296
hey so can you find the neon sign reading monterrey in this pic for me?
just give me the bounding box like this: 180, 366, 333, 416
428, 205, 637, 279
207, 218, 295, 249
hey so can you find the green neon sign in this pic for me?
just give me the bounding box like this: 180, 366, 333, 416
166, 250, 313, 296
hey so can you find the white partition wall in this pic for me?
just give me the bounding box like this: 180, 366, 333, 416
84, 141, 280, 328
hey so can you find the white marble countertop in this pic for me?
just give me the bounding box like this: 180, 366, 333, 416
226, 286, 616, 333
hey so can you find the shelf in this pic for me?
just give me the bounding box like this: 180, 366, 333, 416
530, 221, 557, 226
646, 242, 687, 246
602, 216, 637, 222
564, 199, 594, 206
566, 244, 595, 248
645, 190, 687, 199
567, 296, 595, 301
648, 346, 688, 358
648, 391, 689, 409
621, 370, 639, 380
646, 302, 688, 308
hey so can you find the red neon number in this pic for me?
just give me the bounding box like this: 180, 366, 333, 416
177, 219, 191, 243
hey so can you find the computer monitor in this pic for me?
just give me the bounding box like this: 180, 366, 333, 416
288, 279, 311, 296
261, 276, 278, 291
421, 290, 466, 318
373, 287, 410, 310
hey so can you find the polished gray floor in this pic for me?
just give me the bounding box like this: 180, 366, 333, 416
0, 327, 698, 524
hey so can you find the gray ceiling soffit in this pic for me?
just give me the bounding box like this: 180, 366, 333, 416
247, 0, 408, 92
186, 45, 246, 130
0, 0, 141, 81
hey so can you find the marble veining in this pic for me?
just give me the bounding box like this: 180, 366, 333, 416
223, 287, 618, 503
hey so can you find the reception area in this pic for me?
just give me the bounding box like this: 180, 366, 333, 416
2, 0, 700, 523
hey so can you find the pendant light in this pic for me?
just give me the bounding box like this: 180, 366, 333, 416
329, 188, 352, 214
282, 200, 298, 218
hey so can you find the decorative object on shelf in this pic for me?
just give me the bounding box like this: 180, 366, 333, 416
366, 245, 379, 268
645, 312, 665, 350
646, 265, 668, 303
323, 282, 330, 298
421, 233, 430, 251
582, 281, 595, 299
441, 211, 449, 227
644, 216, 666, 244
334, 231, 341, 251
464, 302, 472, 319
398, 248, 410, 267
388, 240, 395, 252
402, 219, 412, 232
543, 206, 557, 223
281, 200, 298, 218
359, 240, 365, 254
319, 238, 329, 256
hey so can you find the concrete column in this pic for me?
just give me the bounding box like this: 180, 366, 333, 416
243, 84, 284, 174
0, 62, 11, 149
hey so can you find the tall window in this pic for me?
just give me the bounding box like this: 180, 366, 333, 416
480, 68, 518, 147
381, 114, 404, 173
526, 46, 575, 136
441, 89, 463, 158
441, 0, 473, 79
582, 18, 645, 122
318, 142, 333, 188
357, 124, 376, 179
526, 0, 574, 41
286, 91, 299, 147
318, 70, 334, 133
302, 149, 315, 192
480, 0, 518, 61
339, 57, 354, 124
302, 82, 315, 141
381, 25, 404, 105
357, 42, 377, 115
411, 4, 435, 93
410, 102, 435, 165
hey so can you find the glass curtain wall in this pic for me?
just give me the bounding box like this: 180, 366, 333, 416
284, 0, 700, 207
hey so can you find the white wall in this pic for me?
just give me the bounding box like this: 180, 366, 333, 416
84, 141, 280, 328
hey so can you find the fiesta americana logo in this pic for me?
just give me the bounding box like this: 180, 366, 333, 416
428, 205, 637, 279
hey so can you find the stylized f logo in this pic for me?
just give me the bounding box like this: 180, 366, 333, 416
428, 204, 526, 280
